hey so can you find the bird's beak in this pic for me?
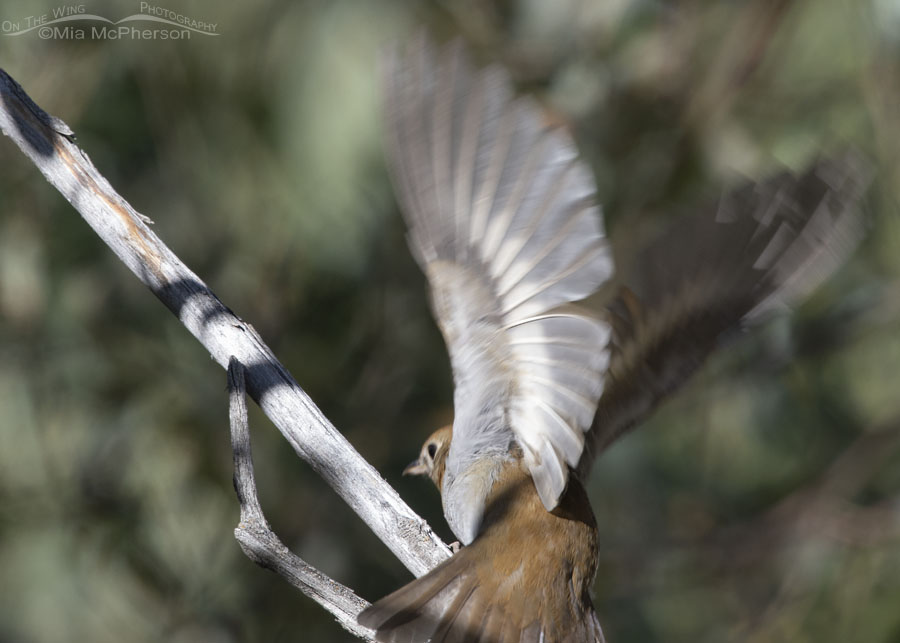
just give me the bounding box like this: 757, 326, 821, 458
403, 459, 427, 476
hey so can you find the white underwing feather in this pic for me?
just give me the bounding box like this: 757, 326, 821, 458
383, 37, 614, 514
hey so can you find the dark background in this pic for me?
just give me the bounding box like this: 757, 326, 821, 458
1, 1, 899, 641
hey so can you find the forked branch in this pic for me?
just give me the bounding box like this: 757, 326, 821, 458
0, 68, 450, 602
227, 358, 375, 640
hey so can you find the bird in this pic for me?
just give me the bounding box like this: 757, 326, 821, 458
358, 33, 871, 643
373, 424, 604, 641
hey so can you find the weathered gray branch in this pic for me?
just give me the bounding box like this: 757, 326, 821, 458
227, 358, 376, 640
0, 69, 450, 581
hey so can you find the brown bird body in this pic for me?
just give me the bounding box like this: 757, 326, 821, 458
359, 32, 870, 643
361, 427, 604, 642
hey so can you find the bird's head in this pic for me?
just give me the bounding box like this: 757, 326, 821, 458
403, 425, 452, 490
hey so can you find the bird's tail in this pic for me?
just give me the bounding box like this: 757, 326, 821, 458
358, 541, 604, 642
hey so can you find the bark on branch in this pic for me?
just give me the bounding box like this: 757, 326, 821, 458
0, 69, 450, 586
227, 358, 376, 640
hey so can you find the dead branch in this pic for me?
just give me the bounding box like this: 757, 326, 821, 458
227, 358, 376, 640
0, 68, 450, 593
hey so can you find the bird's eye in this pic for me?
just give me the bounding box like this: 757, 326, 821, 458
427, 442, 437, 459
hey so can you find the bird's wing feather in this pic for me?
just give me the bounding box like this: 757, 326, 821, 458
384, 36, 613, 510
578, 153, 872, 478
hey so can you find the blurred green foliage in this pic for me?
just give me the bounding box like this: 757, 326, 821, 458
1, 1, 899, 641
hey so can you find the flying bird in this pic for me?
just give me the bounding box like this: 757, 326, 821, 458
358, 34, 870, 643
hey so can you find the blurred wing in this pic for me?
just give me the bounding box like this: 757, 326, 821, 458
578, 154, 872, 477
384, 36, 614, 510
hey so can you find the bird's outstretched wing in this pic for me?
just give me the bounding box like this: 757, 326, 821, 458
578, 154, 872, 477
383, 36, 614, 510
